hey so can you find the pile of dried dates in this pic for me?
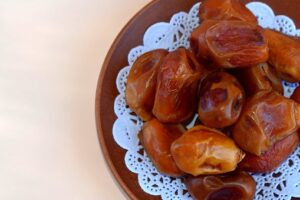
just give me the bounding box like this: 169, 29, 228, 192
125, 0, 300, 199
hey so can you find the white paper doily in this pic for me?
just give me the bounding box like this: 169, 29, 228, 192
113, 2, 300, 200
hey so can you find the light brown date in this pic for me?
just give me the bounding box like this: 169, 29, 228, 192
139, 119, 185, 177
152, 48, 205, 123
190, 20, 269, 68
126, 49, 168, 121
265, 29, 300, 82
232, 90, 300, 156
199, 0, 257, 23
198, 71, 245, 128
184, 171, 256, 200
171, 125, 245, 176
239, 132, 299, 173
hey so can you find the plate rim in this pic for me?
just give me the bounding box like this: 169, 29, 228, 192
95, 1, 164, 199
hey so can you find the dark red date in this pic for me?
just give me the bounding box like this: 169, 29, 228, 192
185, 171, 256, 200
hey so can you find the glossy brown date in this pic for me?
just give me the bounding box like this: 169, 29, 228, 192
234, 63, 283, 96
190, 20, 269, 68
199, 0, 257, 23
265, 29, 300, 82
184, 171, 256, 200
171, 126, 245, 176
152, 48, 205, 123
239, 132, 299, 173
126, 49, 168, 121
232, 90, 300, 156
139, 119, 185, 177
198, 72, 245, 128
190, 20, 218, 66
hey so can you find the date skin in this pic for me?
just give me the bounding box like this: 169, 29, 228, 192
198, 72, 245, 128
171, 125, 245, 176
139, 119, 185, 177
126, 49, 168, 121
190, 20, 268, 68
199, 0, 257, 23
234, 63, 283, 96
265, 29, 300, 82
291, 86, 300, 139
152, 48, 205, 123
190, 20, 219, 66
185, 171, 256, 200
233, 90, 300, 156
291, 86, 300, 103
239, 132, 299, 173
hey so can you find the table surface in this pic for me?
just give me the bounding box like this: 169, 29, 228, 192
0, 0, 149, 199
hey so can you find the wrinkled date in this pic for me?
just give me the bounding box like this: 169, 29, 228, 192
233, 90, 300, 156
184, 171, 256, 200
265, 29, 300, 82
152, 48, 205, 123
171, 126, 245, 176
190, 20, 219, 66
199, 0, 257, 23
234, 63, 283, 96
239, 132, 299, 172
198, 72, 245, 128
139, 119, 185, 177
190, 20, 269, 68
206, 20, 269, 68
126, 49, 168, 121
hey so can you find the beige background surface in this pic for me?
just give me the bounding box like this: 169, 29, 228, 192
0, 0, 149, 199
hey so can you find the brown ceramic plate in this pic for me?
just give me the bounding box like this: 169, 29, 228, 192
95, 0, 300, 199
